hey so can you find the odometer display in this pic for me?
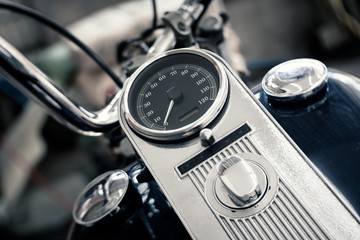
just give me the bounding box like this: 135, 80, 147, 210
123, 50, 228, 140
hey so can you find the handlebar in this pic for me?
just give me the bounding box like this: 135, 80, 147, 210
148, 0, 209, 55
0, 0, 211, 136
0, 36, 119, 136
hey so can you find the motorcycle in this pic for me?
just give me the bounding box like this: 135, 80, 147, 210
0, 0, 359, 239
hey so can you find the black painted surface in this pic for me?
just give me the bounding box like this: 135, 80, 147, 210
253, 72, 360, 215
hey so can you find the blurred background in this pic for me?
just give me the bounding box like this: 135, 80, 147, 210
0, 0, 359, 239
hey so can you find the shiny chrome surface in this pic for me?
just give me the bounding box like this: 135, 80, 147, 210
121, 48, 229, 141
0, 36, 120, 136
205, 152, 278, 219
73, 170, 129, 226
254, 69, 360, 221
199, 128, 215, 146
147, 0, 204, 55
148, 28, 176, 56
262, 58, 328, 102
215, 155, 264, 208
119, 50, 360, 239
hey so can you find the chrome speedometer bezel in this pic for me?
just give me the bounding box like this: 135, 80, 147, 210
121, 48, 228, 141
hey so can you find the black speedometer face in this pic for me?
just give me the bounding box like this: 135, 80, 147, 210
124, 50, 228, 141
132, 63, 217, 130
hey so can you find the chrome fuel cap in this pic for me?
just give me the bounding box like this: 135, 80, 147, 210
262, 59, 328, 102
73, 170, 129, 226
214, 155, 267, 209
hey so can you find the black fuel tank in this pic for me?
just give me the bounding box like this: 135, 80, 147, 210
253, 68, 360, 216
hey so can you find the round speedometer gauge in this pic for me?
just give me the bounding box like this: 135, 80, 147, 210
122, 49, 228, 141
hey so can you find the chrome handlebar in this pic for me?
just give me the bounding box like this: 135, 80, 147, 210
0, 0, 209, 136
148, 0, 205, 54
0, 36, 120, 136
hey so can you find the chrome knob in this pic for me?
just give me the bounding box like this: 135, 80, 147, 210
200, 128, 215, 146
262, 58, 328, 102
215, 155, 267, 209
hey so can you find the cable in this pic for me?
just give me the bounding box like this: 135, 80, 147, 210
0, 1, 123, 88
152, 0, 158, 29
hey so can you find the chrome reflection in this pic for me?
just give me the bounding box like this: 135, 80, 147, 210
0, 36, 120, 136
72, 170, 129, 226
262, 58, 328, 102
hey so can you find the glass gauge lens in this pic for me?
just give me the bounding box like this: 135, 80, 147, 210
73, 170, 129, 226
123, 50, 228, 140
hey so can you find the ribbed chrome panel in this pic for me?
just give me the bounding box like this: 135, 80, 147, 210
187, 136, 330, 240
215, 178, 331, 240
188, 136, 259, 192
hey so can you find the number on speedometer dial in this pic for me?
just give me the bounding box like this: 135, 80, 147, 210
123, 50, 228, 141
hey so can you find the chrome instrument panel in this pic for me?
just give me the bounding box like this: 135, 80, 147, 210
118, 49, 359, 239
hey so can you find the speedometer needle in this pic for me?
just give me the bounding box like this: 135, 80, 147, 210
163, 99, 174, 126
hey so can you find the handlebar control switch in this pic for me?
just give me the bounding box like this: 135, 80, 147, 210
214, 155, 267, 209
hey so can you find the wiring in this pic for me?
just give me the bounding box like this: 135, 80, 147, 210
152, 0, 158, 30
0, 1, 123, 88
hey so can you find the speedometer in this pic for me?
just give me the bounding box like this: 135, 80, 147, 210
122, 49, 228, 141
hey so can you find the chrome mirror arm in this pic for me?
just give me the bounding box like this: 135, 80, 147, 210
0, 36, 120, 136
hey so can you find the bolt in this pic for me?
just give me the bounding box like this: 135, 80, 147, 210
178, 22, 186, 31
